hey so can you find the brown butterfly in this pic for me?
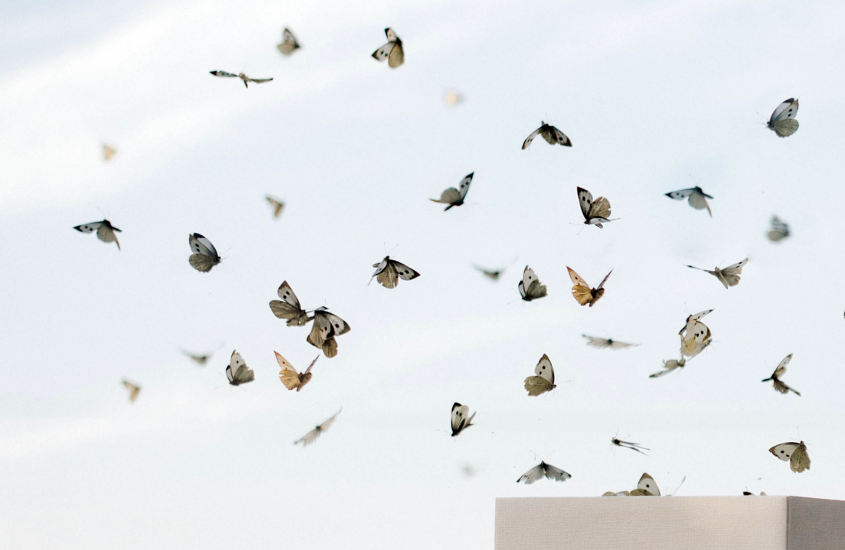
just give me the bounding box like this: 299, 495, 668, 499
567, 267, 611, 307
122, 380, 141, 403
266, 196, 284, 219
275, 351, 318, 391
102, 144, 116, 161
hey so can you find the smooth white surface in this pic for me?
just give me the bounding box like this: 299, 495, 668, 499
2, 0, 845, 549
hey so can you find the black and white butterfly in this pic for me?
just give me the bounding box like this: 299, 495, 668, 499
769, 441, 810, 473
371, 28, 404, 68
269, 281, 311, 326
295, 409, 341, 447
767, 215, 790, 242
74, 220, 122, 250
522, 122, 571, 149
276, 28, 300, 55
679, 309, 713, 358
370, 256, 420, 289
762, 354, 801, 396
516, 461, 572, 484
665, 187, 713, 217
188, 233, 221, 272
577, 187, 617, 228
686, 258, 748, 289
209, 71, 273, 88
767, 98, 799, 138
450, 403, 476, 437
226, 350, 255, 386
524, 354, 556, 396
582, 335, 639, 350
518, 266, 547, 302
307, 307, 350, 358
430, 173, 473, 211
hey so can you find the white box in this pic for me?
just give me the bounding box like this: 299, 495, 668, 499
495, 497, 845, 550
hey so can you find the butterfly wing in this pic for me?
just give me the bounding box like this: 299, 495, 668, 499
587, 197, 612, 222
389, 259, 421, 282
567, 267, 595, 306
246, 77, 273, 84
548, 125, 572, 146
294, 426, 321, 446
431, 187, 461, 210
516, 463, 545, 484
524, 376, 554, 396
576, 187, 593, 220
534, 354, 554, 384
275, 351, 302, 390
769, 442, 801, 462
790, 442, 810, 473
95, 222, 120, 250
451, 403, 469, 436
583, 335, 611, 348
688, 188, 712, 216
388, 41, 404, 68
521, 126, 543, 150
458, 173, 473, 201
210, 71, 238, 78
665, 188, 695, 201
636, 473, 660, 496
542, 462, 572, 482
718, 258, 748, 287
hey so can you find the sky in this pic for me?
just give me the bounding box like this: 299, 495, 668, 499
2, 0, 845, 548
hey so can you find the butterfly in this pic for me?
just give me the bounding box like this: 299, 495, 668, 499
371, 28, 404, 68
518, 266, 547, 301
226, 350, 255, 386
275, 351, 318, 392
649, 357, 686, 378
450, 403, 476, 437
209, 71, 273, 88
294, 409, 341, 447
762, 354, 800, 396
181, 349, 213, 365
74, 220, 121, 250
679, 309, 713, 357
567, 267, 612, 307
430, 172, 473, 211
122, 380, 141, 403
188, 233, 221, 272
266, 196, 284, 218
102, 144, 116, 161
474, 265, 504, 281
524, 354, 556, 396
269, 281, 311, 326
767, 215, 790, 242
743, 491, 768, 496
686, 258, 748, 289
370, 256, 421, 289
444, 89, 463, 106
577, 187, 617, 228
276, 28, 300, 55
307, 307, 351, 358
629, 473, 661, 496
582, 335, 639, 349
611, 437, 649, 455
665, 187, 713, 217
767, 98, 799, 137
521, 122, 572, 149
769, 441, 810, 473
516, 461, 572, 484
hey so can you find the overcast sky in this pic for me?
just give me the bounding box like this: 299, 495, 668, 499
2, 0, 845, 548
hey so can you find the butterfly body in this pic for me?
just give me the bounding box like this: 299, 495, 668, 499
188, 233, 221, 272
74, 220, 122, 250
518, 266, 547, 301
762, 354, 800, 396
665, 186, 713, 217
516, 461, 571, 484
522, 122, 571, 149
210, 71, 273, 88
269, 281, 311, 326
226, 350, 254, 386
431, 173, 473, 211
276, 351, 318, 391
769, 441, 810, 472
276, 28, 300, 55
372, 28, 404, 68
524, 354, 556, 396
767, 98, 799, 137
686, 258, 748, 289
567, 267, 611, 307
370, 256, 420, 289
450, 403, 476, 437
307, 307, 350, 358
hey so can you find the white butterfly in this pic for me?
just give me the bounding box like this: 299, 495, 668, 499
269, 281, 311, 326
188, 233, 221, 272
450, 403, 476, 437
122, 380, 141, 403
524, 354, 556, 396
306, 307, 350, 358
665, 187, 713, 217
577, 187, 617, 228
611, 437, 649, 455
276, 28, 300, 56
649, 357, 686, 378
210, 71, 273, 88
430, 172, 473, 211
295, 409, 341, 447
522, 122, 572, 149
266, 196, 284, 218
516, 461, 572, 484
371, 28, 404, 68
518, 266, 548, 301
74, 220, 121, 250
582, 335, 639, 350
630, 473, 661, 496
767, 215, 790, 242
370, 256, 421, 289
226, 350, 254, 386
102, 144, 116, 161
762, 354, 801, 396
769, 441, 810, 473
686, 258, 748, 289
767, 98, 799, 137
276, 351, 318, 392
679, 309, 713, 357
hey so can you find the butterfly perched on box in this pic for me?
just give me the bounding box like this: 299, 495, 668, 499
226, 350, 254, 386
518, 266, 547, 301
295, 409, 341, 447
371, 28, 404, 68
762, 354, 800, 396
269, 281, 311, 326
603, 473, 660, 496
567, 267, 611, 307
665, 186, 713, 217
307, 307, 350, 358
767, 98, 799, 137
450, 403, 476, 437
577, 187, 617, 228
516, 461, 571, 484
430, 173, 473, 211
276, 28, 300, 55
522, 122, 571, 149
74, 220, 121, 250
188, 233, 221, 272
276, 351, 318, 392
769, 441, 810, 472
370, 256, 420, 289
686, 258, 748, 289
524, 354, 556, 396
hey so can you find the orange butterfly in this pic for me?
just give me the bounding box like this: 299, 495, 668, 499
275, 351, 318, 392
567, 267, 612, 307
